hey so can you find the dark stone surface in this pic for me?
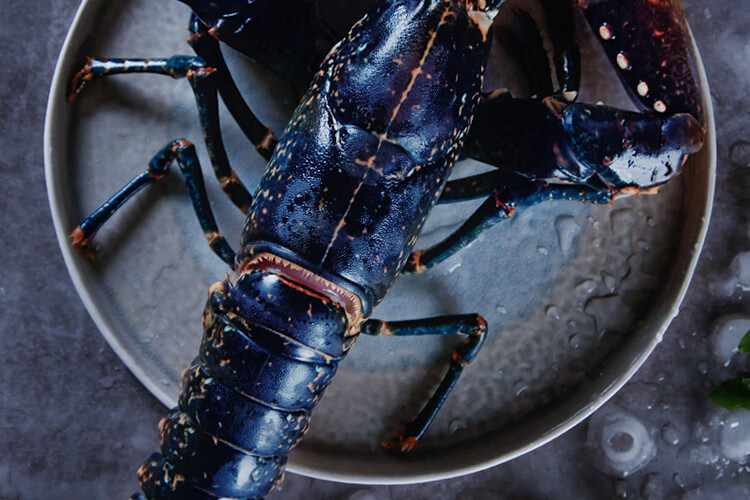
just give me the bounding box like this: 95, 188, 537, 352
1, 1, 748, 499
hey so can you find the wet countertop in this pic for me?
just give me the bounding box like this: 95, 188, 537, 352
1, 1, 748, 499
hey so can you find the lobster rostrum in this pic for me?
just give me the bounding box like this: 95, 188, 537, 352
65, 0, 705, 498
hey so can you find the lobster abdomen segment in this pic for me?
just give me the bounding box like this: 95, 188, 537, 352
200, 293, 339, 410
180, 362, 311, 457
136, 268, 351, 499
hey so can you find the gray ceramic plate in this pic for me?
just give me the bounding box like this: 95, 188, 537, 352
45, 0, 716, 486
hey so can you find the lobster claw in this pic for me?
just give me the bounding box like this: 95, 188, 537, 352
550, 99, 704, 191
457, 0, 706, 197
578, 0, 705, 126
461, 91, 703, 194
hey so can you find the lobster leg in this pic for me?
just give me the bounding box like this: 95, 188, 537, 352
538, 0, 580, 100
69, 55, 267, 212
439, 170, 508, 204
187, 14, 278, 161
180, 0, 339, 97
404, 182, 611, 275
494, 5, 578, 101
361, 314, 487, 451
402, 192, 515, 275
70, 139, 235, 267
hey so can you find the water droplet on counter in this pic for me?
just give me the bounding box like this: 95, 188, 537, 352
592, 237, 602, 248
673, 472, 685, 488
569, 334, 581, 349
640, 473, 663, 500
697, 361, 709, 375
719, 409, 750, 462
449, 418, 466, 434
513, 380, 528, 396
711, 316, 750, 366
554, 215, 582, 257
682, 443, 719, 465
662, 423, 681, 446
586, 407, 656, 477
537, 246, 548, 255
704, 6, 712, 18
100, 374, 117, 389
646, 217, 656, 227
546, 305, 560, 319
655, 372, 666, 383
729, 140, 750, 168
710, 275, 739, 297
349, 488, 391, 500
495, 304, 507, 314
678, 338, 687, 350
734, 251, 750, 290
576, 279, 599, 295
710, 251, 750, 297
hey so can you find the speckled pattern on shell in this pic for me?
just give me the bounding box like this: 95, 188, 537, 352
579, 0, 704, 122
241, 0, 493, 303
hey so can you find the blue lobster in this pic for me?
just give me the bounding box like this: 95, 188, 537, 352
67, 0, 705, 498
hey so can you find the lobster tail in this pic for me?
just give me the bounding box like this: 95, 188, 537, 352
134, 268, 352, 499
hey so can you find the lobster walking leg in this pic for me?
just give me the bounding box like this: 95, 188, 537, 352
404, 182, 611, 274
537, 0, 579, 100
361, 314, 487, 451
69, 55, 267, 212
70, 139, 235, 267
494, 9, 560, 101
402, 192, 515, 275
180, 0, 339, 97
439, 170, 505, 204
187, 15, 279, 161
